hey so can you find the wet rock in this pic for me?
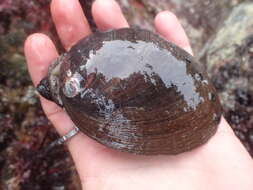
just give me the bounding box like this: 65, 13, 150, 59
0, 115, 15, 152
206, 2, 253, 70
0, 30, 31, 88
127, 0, 244, 55
21, 86, 37, 105
203, 2, 253, 156
0, 115, 16, 189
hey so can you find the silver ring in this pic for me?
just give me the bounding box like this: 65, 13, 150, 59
56, 126, 80, 145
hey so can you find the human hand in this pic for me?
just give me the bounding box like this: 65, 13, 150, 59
24, 0, 253, 189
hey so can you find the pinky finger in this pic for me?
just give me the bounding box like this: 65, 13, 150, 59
154, 11, 193, 55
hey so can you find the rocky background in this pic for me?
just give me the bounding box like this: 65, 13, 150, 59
0, 0, 252, 189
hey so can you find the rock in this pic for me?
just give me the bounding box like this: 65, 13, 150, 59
127, 0, 243, 55
206, 2, 253, 70
203, 2, 253, 156
0, 30, 31, 87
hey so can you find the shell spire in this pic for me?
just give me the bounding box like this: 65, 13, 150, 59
37, 77, 53, 101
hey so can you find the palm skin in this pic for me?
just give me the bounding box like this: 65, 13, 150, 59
24, 0, 253, 189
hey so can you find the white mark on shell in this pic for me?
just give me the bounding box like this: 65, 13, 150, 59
202, 80, 209, 85
194, 73, 203, 81
63, 72, 83, 98
66, 70, 72, 77
80, 65, 86, 71
48, 56, 64, 106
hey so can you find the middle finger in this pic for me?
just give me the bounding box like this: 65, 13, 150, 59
51, 0, 91, 50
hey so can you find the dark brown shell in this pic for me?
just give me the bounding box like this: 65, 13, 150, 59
37, 28, 222, 155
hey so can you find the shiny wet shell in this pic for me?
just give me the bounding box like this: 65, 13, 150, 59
38, 28, 222, 155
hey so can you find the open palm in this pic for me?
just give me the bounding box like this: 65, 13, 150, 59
24, 0, 253, 189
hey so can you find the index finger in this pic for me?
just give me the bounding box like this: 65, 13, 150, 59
24, 33, 58, 86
